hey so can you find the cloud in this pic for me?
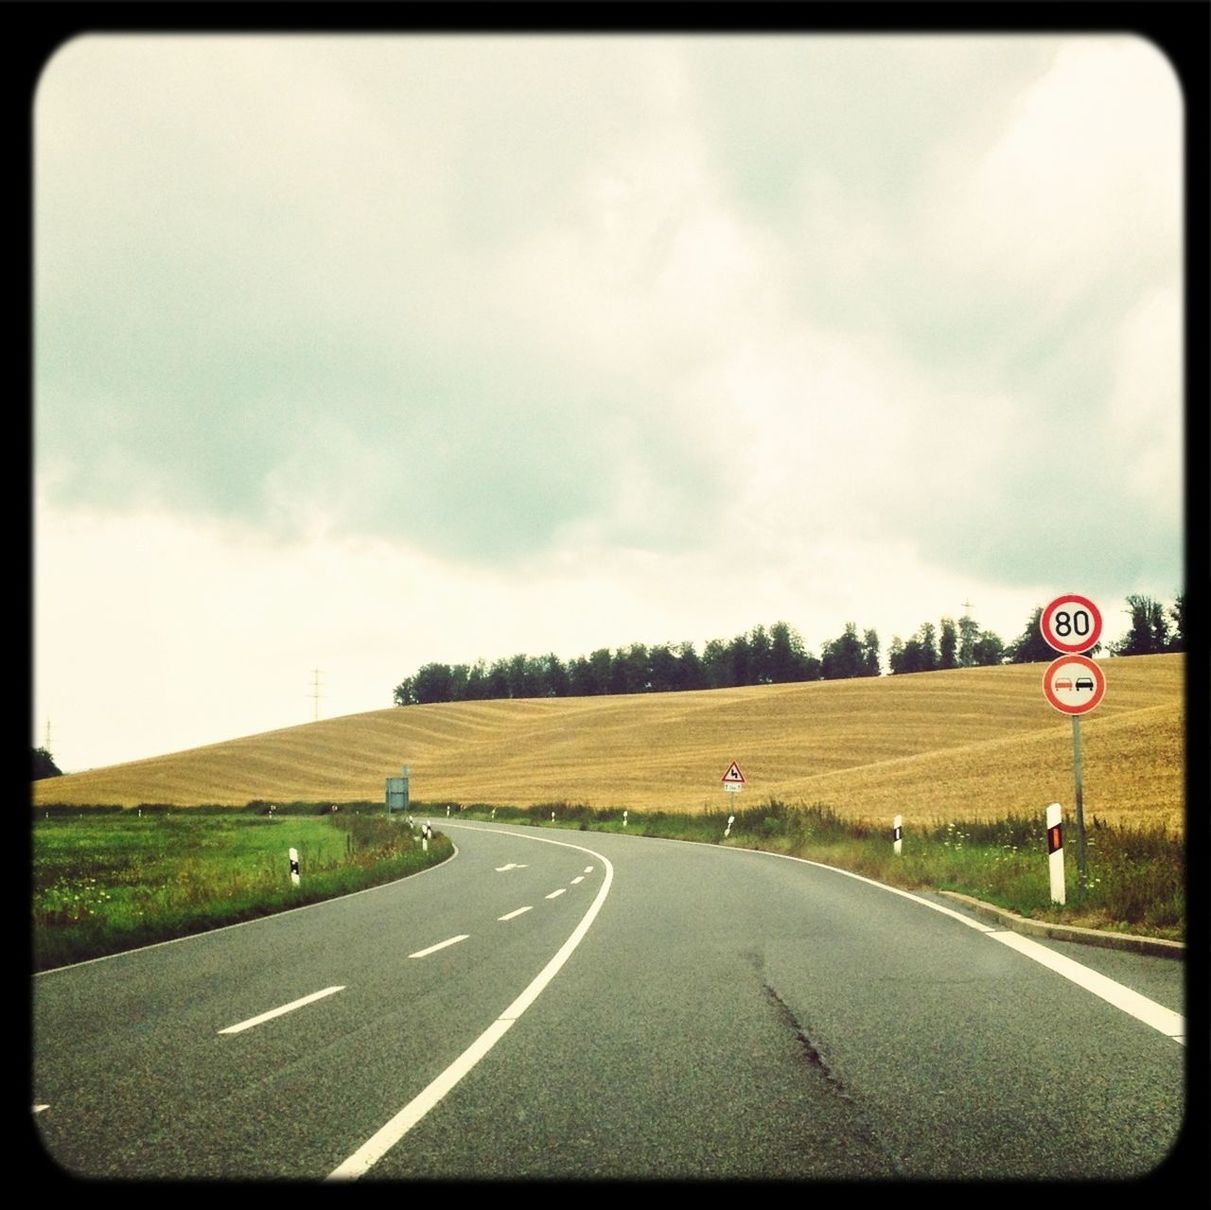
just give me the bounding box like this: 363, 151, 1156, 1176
32, 33, 1186, 770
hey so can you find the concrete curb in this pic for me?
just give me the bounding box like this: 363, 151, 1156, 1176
939, 892, 1185, 959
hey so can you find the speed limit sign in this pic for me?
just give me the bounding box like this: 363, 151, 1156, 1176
1040, 594, 1102, 654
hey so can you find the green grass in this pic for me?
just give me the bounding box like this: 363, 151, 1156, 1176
31, 806, 452, 972
452, 798, 1185, 941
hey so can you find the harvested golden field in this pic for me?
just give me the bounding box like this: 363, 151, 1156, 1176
33, 654, 1186, 835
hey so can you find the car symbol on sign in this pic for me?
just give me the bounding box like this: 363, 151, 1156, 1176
1054, 677, 1073, 691
1074, 676, 1095, 692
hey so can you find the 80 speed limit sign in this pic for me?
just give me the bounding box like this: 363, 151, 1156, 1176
1040, 594, 1102, 654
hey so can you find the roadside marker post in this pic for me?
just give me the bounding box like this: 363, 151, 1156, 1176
1040, 595, 1104, 901
422, 822, 432, 852
289, 847, 300, 887
1046, 803, 1065, 905
893, 815, 903, 857
724, 814, 735, 839
623, 810, 628, 829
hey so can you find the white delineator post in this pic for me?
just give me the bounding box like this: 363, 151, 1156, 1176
1046, 803, 1065, 905
289, 848, 300, 887
893, 815, 903, 856
623, 810, 628, 829
422, 823, 432, 852
724, 814, 734, 839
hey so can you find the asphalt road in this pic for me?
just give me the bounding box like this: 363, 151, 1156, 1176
31, 820, 1190, 1183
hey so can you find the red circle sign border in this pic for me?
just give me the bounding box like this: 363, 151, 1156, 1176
1040, 594, 1103, 653
1043, 654, 1106, 715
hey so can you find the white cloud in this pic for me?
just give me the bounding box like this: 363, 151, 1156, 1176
930, 36, 1181, 308
1104, 283, 1183, 527
32, 33, 1186, 772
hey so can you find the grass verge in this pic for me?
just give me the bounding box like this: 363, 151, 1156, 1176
31, 805, 452, 972
449, 797, 1185, 942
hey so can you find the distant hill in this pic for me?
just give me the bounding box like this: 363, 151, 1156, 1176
32, 654, 1185, 834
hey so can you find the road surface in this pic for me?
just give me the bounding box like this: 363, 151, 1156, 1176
31, 820, 1188, 1182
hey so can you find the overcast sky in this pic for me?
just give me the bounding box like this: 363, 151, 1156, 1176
33, 32, 1184, 773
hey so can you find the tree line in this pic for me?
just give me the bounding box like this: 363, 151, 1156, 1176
392, 593, 1184, 707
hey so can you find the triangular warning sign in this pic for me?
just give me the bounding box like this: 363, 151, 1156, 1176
722, 761, 746, 784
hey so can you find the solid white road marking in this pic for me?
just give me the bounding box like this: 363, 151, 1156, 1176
495, 863, 528, 871
218, 986, 345, 1035
756, 848, 1184, 1044
545, 888, 566, 900
328, 828, 614, 1181
409, 935, 470, 959
498, 906, 533, 921
570, 876, 585, 884
992, 931, 1185, 1044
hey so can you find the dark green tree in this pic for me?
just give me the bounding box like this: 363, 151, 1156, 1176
1005, 607, 1057, 663
465, 659, 489, 701
648, 643, 680, 693
726, 632, 751, 686
821, 622, 865, 680
676, 640, 706, 689
702, 637, 730, 688
1168, 593, 1185, 652
958, 612, 979, 667
1113, 595, 1169, 656
748, 625, 773, 685
860, 628, 881, 677
938, 617, 958, 670
33, 746, 62, 779
971, 631, 1005, 666
585, 648, 612, 695
609, 644, 650, 694
539, 653, 570, 697
918, 622, 938, 672
412, 662, 455, 704
568, 655, 595, 696
889, 635, 926, 674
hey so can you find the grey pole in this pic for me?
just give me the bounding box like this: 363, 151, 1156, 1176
1072, 715, 1087, 900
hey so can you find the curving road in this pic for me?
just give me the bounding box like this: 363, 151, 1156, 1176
31, 821, 1187, 1181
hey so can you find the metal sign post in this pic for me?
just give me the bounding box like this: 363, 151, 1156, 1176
1040, 596, 1104, 902
386, 766, 411, 814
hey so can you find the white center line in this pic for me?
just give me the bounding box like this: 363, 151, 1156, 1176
498, 906, 533, 921
545, 888, 566, 900
329, 829, 615, 1181
570, 876, 585, 885
409, 934, 470, 959
218, 985, 346, 1035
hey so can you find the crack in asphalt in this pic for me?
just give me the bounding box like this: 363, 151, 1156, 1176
762, 980, 849, 1093
759, 974, 906, 1177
